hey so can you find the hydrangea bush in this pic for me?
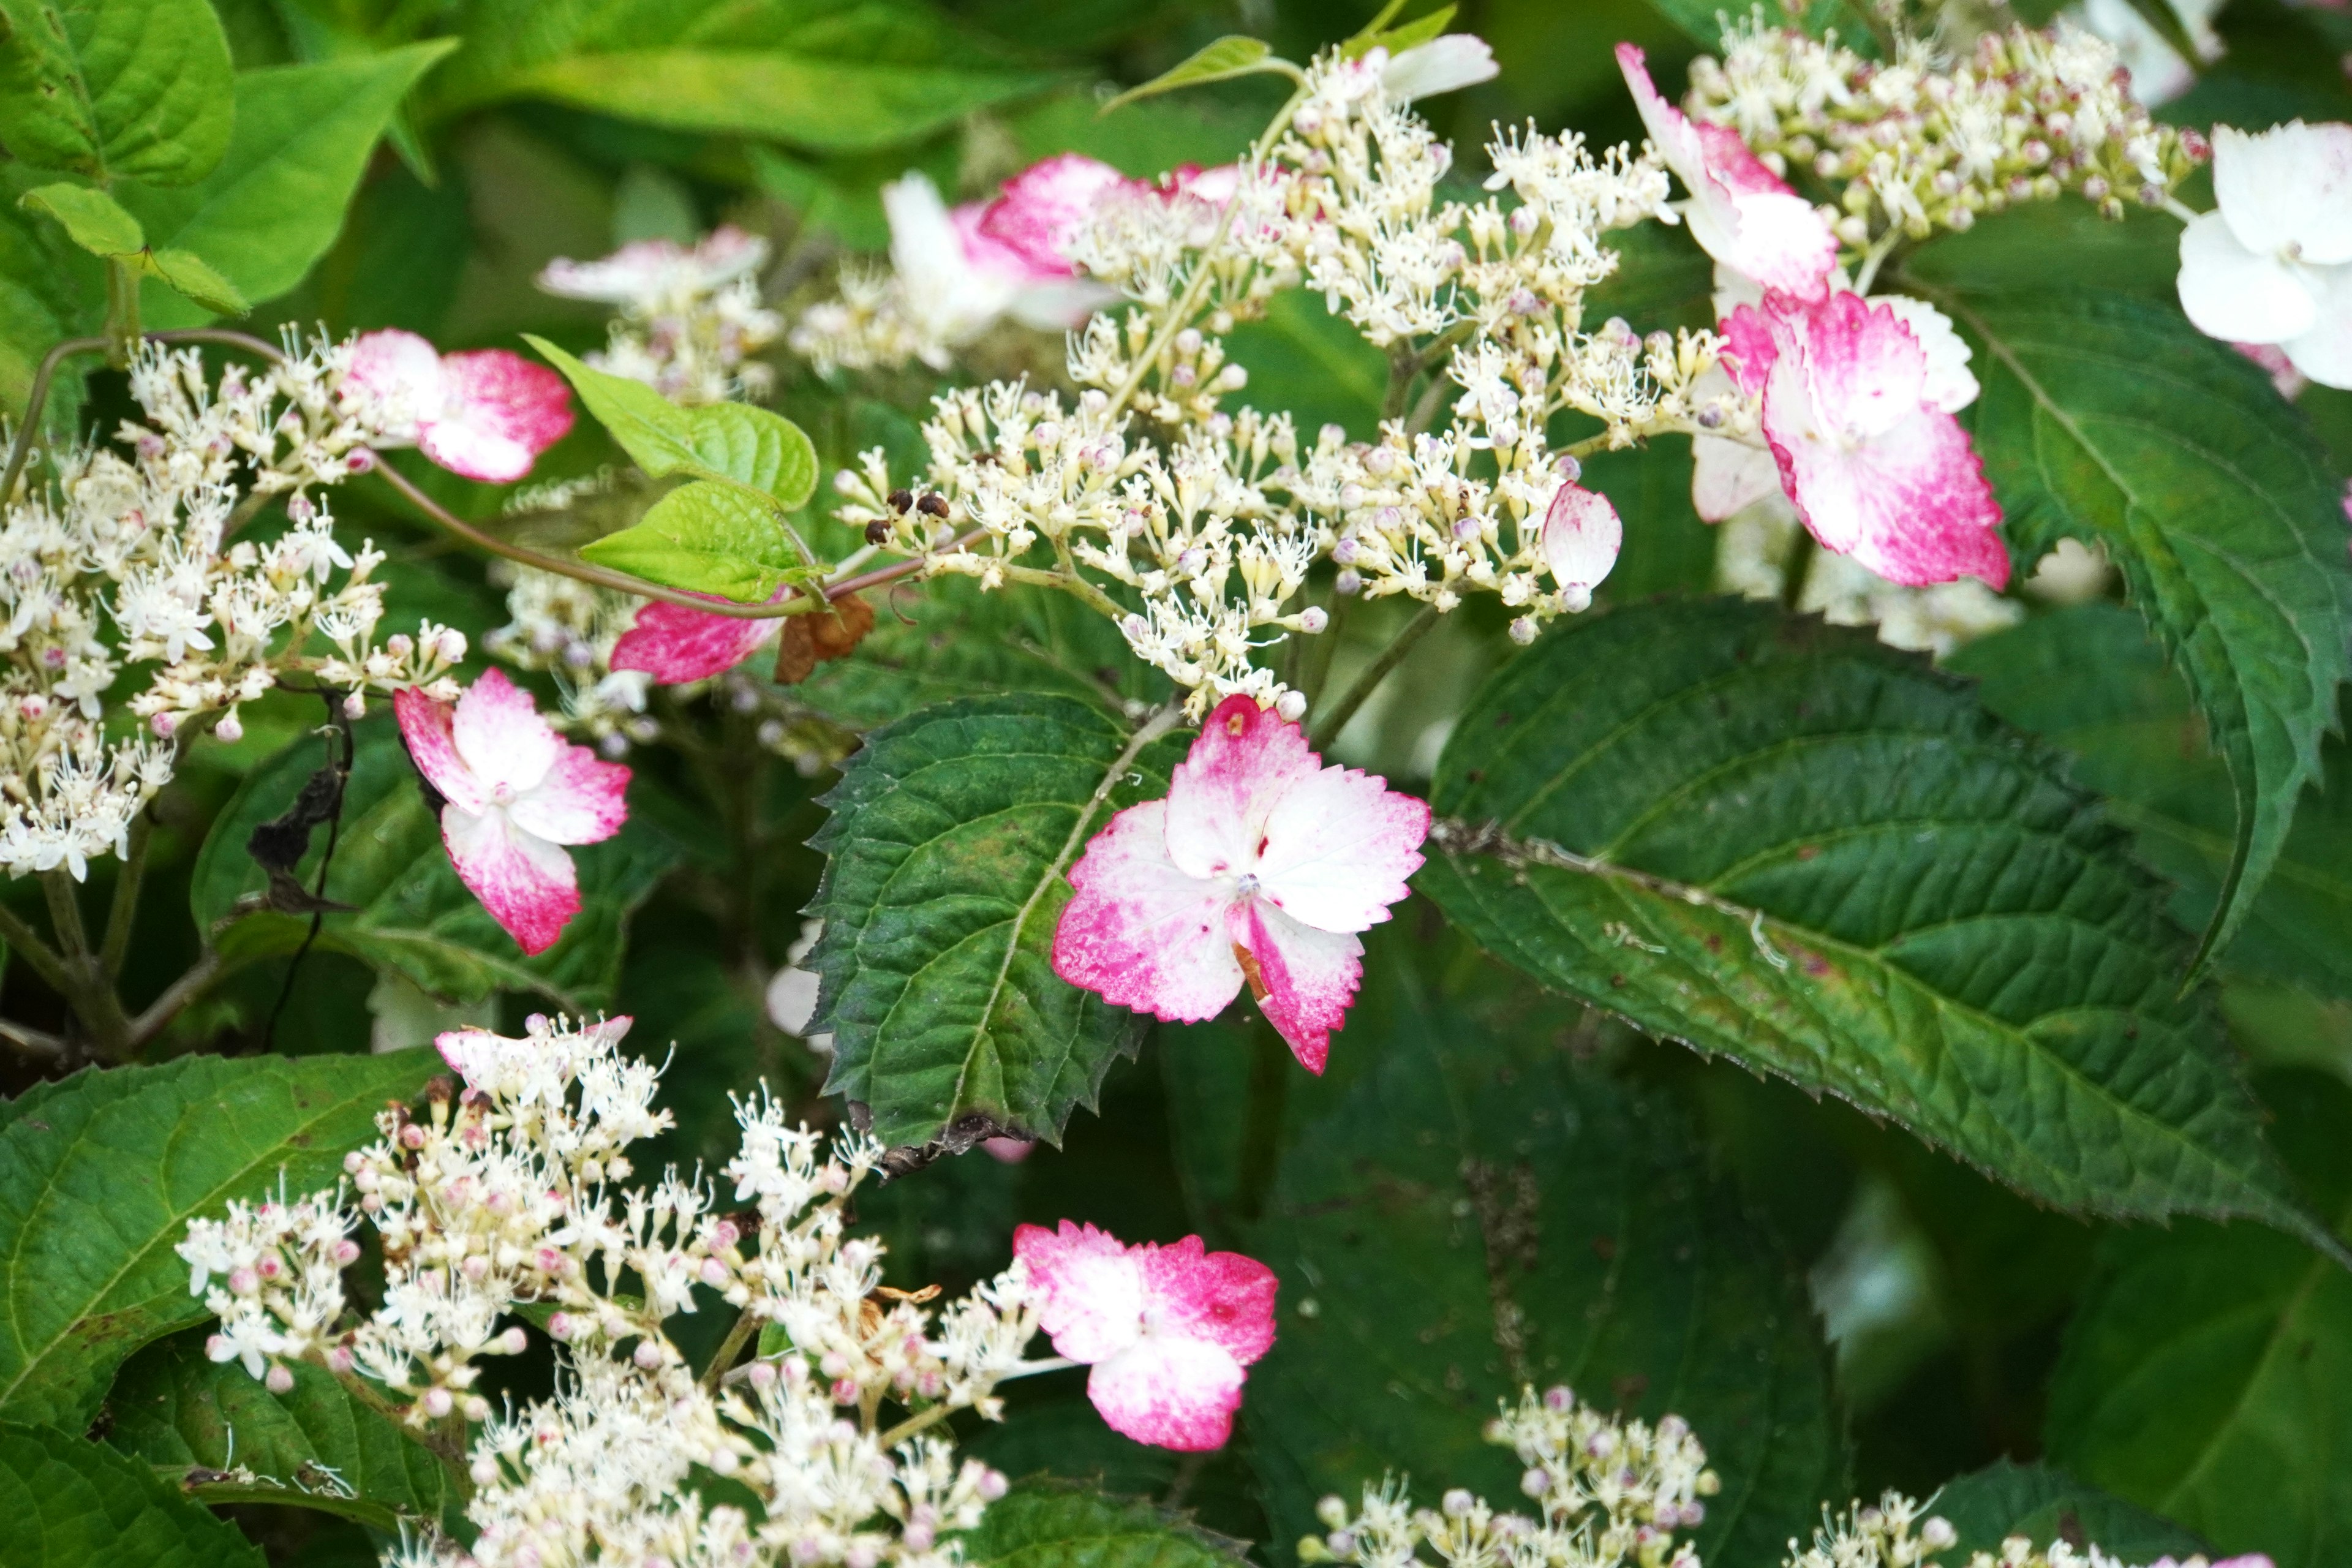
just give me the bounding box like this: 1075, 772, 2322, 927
0, 1, 2345, 1567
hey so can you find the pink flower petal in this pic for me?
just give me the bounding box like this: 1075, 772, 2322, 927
393, 685, 487, 815
1054, 801, 1246, 1024
1014, 1221, 1147, 1363
1255, 764, 1428, 933
1087, 1333, 1246, 1450
1163, 695, 1324, 883
441, 802, 581, 956
978, 154, 1134, 275
508, 746, 630, 846
451, 667, 567, 798
1692, 433, 1782, 522
1233, 900, 1362, 1074
611, 596, 782, 683
1136, 1234, 1277, 1366
1540, 483, 1623, 591
421, 350, 573, 484
1719, 301, 1782, 394
343, 329, 445, 441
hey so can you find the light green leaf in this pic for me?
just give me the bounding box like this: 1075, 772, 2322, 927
527, 336, 819, 507
0, 1420, 262, 1566
0, 1050, 433, 1428
0, 175, 97, 419
1929, 288, 2352, 973
116, 42, 455, 327
1100, 36, 1287, 113
1419, 597, 2334, 1254
143, 247, 244, 314
955, 1482, 1250, 1568
1240, 975, 1843, 1568
18, 181, 143, 255
0, 0, 235, 184
2046, 1071, 2352, 1568
807, 696, 1188, 1153
107, 1329, 453, 1531
190, 716, 679, 1012
580, 480, 802, 603
1345, 5, 1455, 58
1927, 1460, 2212, 1562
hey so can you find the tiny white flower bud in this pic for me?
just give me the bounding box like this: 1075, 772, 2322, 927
1317, 1497, 1351, 1530
265, 1363, 295, 1395
1298, 607, 1329, 634
421, 1387, 454, 1418
1276, 690, 1308, 723
1921, 1519, 1956, 1550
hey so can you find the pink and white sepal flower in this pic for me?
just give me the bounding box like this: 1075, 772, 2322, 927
1617, 44, 1837, 301
1542, 482, 1623, 610
2175, 121, 2352, 390
394, 669, 630, 956
882, 156, 1126, 354
1012, 1221, 1276, 1452
537, 225, 767, 303
1721, 290, 2008, 589
610, 589, 782, 684
1052, 695, 1430, 1073
341, 330, 574, 483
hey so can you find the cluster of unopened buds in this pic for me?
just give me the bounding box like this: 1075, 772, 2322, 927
1786, 1490, 2271, 1568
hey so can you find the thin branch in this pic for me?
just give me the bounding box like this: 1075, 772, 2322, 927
1308, 601, 1440, 751
0, 1016, 65, 1060
0, 899, 75, 997
699, 1308, 761, 1395
100, 813, 151, 981
130, 949, 224, 1047
1, 336, 107, 503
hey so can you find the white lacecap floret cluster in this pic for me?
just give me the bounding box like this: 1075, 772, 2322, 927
539, 228, 785, 407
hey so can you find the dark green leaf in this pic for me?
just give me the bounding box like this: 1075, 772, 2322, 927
956, 1482, 1250, 1568
117, 43, 456, 327
1931, 288, 2352, 973
106, 1329, 453, 1531
1101, 36, 1286, 113
0, 1051, 432, 1427
2046, 1069, 2352, 1568
1640, 0, 1879, 55
581, 480, 803, 601
18, 181, 144, 255
0, 1420, 262, 1567
1950, 603, 2352, 1004
0, 177, 96, 418
1928, 1460, 2212, 1561
1242, 975, 1842, 1568
529, 336, 819, 507
192, 715, 679, 1012
808, 696, 1188, 1152
1420, 597, 2332, 1253
0, 0, 234, 184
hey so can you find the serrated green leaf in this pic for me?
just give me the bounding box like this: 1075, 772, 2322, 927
1101, 36, 1285, 113
190, 716, 679, 1012
2046, 1070, 2352, 1568
955, 1482, 1250, 1568
579, 480, 802, 603
808, 695, 1188, 1152
1928, 288, 2352, 974
1240, 976, 1842, 1568
116, 43, 454, 327
1950, 603, 2352, 1004
18, 181, 143, 256
144, 247, 244, 314
0, 1050, 433, 1428
106, 1329, 453, 1531
0, 1420, 262, 1566
528, 336, 818, 507
1420, 597, 2331, 1253
1928, 1460, 2212, 1562
0, 0, 235, 184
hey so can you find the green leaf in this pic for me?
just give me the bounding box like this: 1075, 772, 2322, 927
190, 715, 679, 1012
106, 1329, 453, 1531
2045, 1069, 2352, 1568
527, 336, 819, 507
581, 480, 803, 603
1930, 288, 2352, 974
18, 181, 143, 255
1419, 597, 2332, 1253
1927, 1460, 2212, 1562
0, 0, 235, 184
1240, 974, 1842, 1568
1950, 603, 2352, 1004
807, 696, 1188, 1152
1100, 36, 1286, 113
956, 1482, 1250, 1568
1640, 0, 1879, 55
115, 43, 455, 327
0, 1420, 262, 1567
143, 247, 244, 314
0, 176, 96, 419
0, 1050, 432, 1428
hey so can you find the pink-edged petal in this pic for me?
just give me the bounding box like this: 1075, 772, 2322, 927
451, 667, 566, 799
1767, 401, 2009, 588
1233, 901, 1362, 1074
1254, 766, 1428, 933
2212, 121, 2352, 266
1136, 1234, 1277, 1366
1782, 290, 1926, 442
509, 746, 630, 846
2179, 211, 2320, 345
420, 350, 574, 483
1541, 483, 1623, 590
1718, 303, 1780, 394
1718, 191, 1839, 300
1087, 1333, 1246, 1452
1692, 433, 1782, 521
2233, 339, 2308, 399
394, 685, 487, 815
1055, 800, 1245, 1023
2283, 263, 2352, 390
441, 804, 581, 956
1012, 1221, 1147, 1363
342, 329, 445, 440
1618, 44, 1709, 193
1163, 695, 1323, 882
611, 596, 781, 683
978, 153, 1133, 274
1875, 294, 1978, 412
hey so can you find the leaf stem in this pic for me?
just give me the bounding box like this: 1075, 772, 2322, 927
700, 1305, 761, 1395
99, 812, 151, 981
40, 869, 134, 1060
1308, 601, 1439, 751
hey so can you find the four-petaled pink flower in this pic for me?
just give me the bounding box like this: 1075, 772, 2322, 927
342, 330, 574, 483
1053, 695, 1430, 1072
395, 669, 630, 956
1722, 290, 2008, 588
1013, 1220, 1276, 1452
1617, 43, 1838, 300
